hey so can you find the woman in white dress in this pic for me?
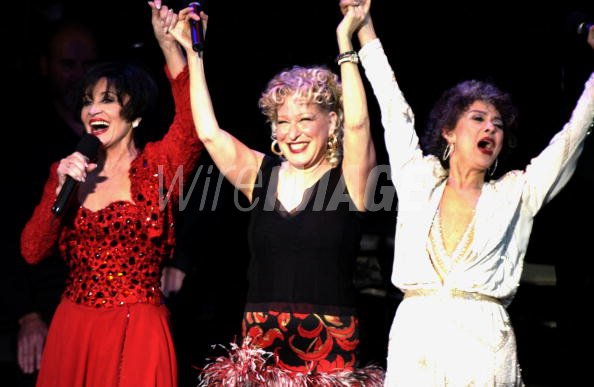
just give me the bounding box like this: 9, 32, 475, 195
340, 0, 594, 385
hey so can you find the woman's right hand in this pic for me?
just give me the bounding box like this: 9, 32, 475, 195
55, 152, 97, 196
337, 0, 370, 40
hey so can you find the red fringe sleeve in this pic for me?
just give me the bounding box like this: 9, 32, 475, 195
20, 162, 63, 264
145, 65, 204, 198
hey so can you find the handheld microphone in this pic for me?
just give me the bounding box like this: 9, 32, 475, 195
189, 2, 205, 52
578, 22, 594, 37
51, 134, 102, 216
567, 11, 594, 38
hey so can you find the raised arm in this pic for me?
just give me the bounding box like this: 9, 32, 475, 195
351, 1, 376, 46
164, 6, 264, 201
351, 0, 424, 187
522, 72, 594, 213
149, 1, 186, 77
337, 0, 376, 211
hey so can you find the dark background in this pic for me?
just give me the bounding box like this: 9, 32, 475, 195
4, 0, 593, 386
9, 1, 591, 177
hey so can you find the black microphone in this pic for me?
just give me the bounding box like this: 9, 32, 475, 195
577, 22, 594, 37
567, 11, 593, 37
189, 2, 205, 52
51, 134, 102, 216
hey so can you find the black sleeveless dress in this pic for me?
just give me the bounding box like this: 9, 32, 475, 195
243, 156, 362, 372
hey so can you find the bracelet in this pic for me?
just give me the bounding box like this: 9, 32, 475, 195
336, 50, 359, 65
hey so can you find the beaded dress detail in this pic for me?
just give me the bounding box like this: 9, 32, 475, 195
427, 209, 476, 283
59, 159, 174, 308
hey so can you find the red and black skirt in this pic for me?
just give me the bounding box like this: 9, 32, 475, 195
243, 308, 359, 373
199, 305, 384, 386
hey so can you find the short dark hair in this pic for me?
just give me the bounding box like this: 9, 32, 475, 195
75, 61, 158, 123
421, 80, 518, 172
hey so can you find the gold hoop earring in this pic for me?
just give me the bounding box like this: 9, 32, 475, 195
442, 143, 454, 161
271, 139, 283, 156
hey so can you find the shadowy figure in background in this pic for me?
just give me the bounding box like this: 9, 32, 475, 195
19, 1, 203, 385
37, 21, 98, 141
0, 16, 100, 387
342, 0, 594, 384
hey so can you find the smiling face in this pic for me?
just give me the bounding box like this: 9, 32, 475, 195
443, 100, 504, 172
274, 94, 337, 170
80, 77, 135, 148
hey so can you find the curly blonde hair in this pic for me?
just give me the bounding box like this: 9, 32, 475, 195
259, 66, 344, 166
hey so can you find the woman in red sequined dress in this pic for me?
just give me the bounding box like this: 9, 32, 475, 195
19, 2, 202, 386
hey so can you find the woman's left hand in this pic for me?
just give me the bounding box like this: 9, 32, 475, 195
148, 0, 180, 50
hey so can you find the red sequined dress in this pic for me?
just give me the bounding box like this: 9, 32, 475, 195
20, 66, 202, 387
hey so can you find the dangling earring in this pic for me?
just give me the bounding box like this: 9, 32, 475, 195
270, 133, 283, 157
488, 158, 498, 177
132, 119, 141, 129
442, 143, 454, 161
326, 130, 340, 167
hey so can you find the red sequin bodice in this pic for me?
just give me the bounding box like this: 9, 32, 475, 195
59, 159, 175, 308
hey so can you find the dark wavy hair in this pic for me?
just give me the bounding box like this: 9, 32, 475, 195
75, 61, 158, 125
420, 80, 518, 174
